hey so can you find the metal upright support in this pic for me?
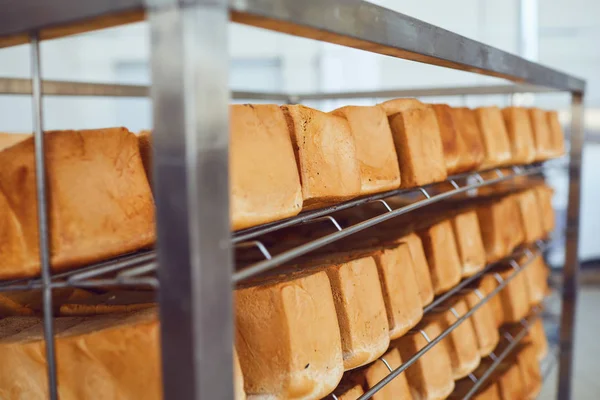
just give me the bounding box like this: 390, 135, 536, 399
146, 0, 233, 399
557, 91, 585, 400
30, 33, 58, 400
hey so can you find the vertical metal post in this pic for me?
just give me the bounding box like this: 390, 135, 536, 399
146, 0, 233, 399
557, 91, 585, 400
30, 33, 58, 400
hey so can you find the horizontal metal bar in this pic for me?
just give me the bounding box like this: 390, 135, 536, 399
233, 164, 544, 283
231, 0, 585, 92
291, 84, 562, 101
0, 80, 569, 99
357, 249, 542, 400
463, 312, 540, 400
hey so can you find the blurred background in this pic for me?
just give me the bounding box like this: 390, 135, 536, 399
0, 1, 597, 397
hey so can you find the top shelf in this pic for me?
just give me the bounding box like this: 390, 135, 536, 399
0, 0, 585, 93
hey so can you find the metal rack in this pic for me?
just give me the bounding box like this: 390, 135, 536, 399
0, 1, 584, 399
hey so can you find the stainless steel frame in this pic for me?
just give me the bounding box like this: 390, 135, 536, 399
0, 1, 585, 399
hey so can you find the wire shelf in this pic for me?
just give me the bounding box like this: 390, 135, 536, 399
354, 242, 546, 400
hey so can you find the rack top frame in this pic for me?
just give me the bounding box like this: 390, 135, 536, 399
0, 0, 585, 93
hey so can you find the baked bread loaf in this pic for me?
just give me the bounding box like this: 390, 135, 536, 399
378, 98, 426, 118
497, 266, 530, 323
451, 210, 487, 277
474, 106, 512, 169
373, 243, 423, 339
528, 108, 554, 161
450, 107, 485, 172
394, 319, 455, 400
0, 308, 162, 400
358, 347, 412, 400
331, 106, 401, 195
480, 273, 504, 327
525, 318, 548, 361
501, 107, 536, 164
418, 220, 462, 295
387, 108, 447, 188
516, 344, 542, 399
0, 132, 28, 150
450, 378, 501, 400
476, 197, 524, 263
282, 105, 361, 209
495, 357, 526, 400
234, 349, 247, 400
0, 128, 155, 280
137, 130, 152, 183
534, 184, 555, 236
58, 291, 156, 316
235, 270, 344, 399
523, 254, 549, 306
231, 104, 304, 229
463, 286, 500, 357
546, 110, 566, 158
431, 297, 481, 379
430, 104, 462, 175
513, 189, 545, 243
398, 233, 435, 306
332, 377, 365, 400
322, 256, 390, 370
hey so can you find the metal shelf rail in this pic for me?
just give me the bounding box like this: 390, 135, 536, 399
0, 1, 584, 399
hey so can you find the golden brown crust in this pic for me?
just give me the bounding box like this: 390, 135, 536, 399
0, 128, 156, 280
546, 110, 566, 157
497, 266, 530, 323
451, 210, 486, 278
398, 233, 435, 306
378, 98, 426, 118
450, 107, 485, 172
282, 105, 361, 209
502, 107, 536, 164
418, 221, 462, 295
528, 107, 554, 161
388, 108, 447, 188
474, 106, 512, 168
332, 105, 401, 195
430, 104, 462, 175
231, 104, 303, 229
235, 270, 344, 398
463, 287, 500, 357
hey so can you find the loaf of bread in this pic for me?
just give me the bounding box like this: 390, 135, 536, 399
387, 108, 447, 188
282, 105, 361, 209
450, 378, 501, 400
463, 286, 500, 357
523, 254, 549, 306
398, 233, 435, 306
497, 266, 531, 323
431, 297, 481, 379
480, 273, 504, 327
234, 349, 247, 400
513, 189, 545, 243
357, 347, 412, 400
373, 243, 423, 339
58, 291, 156, 316
474, 106, 512, 169
0, 308, 162, 400
450, 107, 485, 172
378, 98, 426, 118
430, 104, 462, 175
137, 130, 152, 183
451, 210, 487, 277
516, 344, 542, 399
230, 104, 304, 229
0, 128, 155, 280
528, 108, 554, 161
0, 132, 29, 150
501, 107, 536, 164
546, 110, 566, 157
418, 220, 462, 295
331, 106, 401, 195
495, 357, 526, 400
235, 270, 343, 399
525, 318, 548, 361
534, 184, 555, 236
332, 377, 365, 400
476, 197, 524, 263
394, 319, 455, 400
322, 256, 390, 370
